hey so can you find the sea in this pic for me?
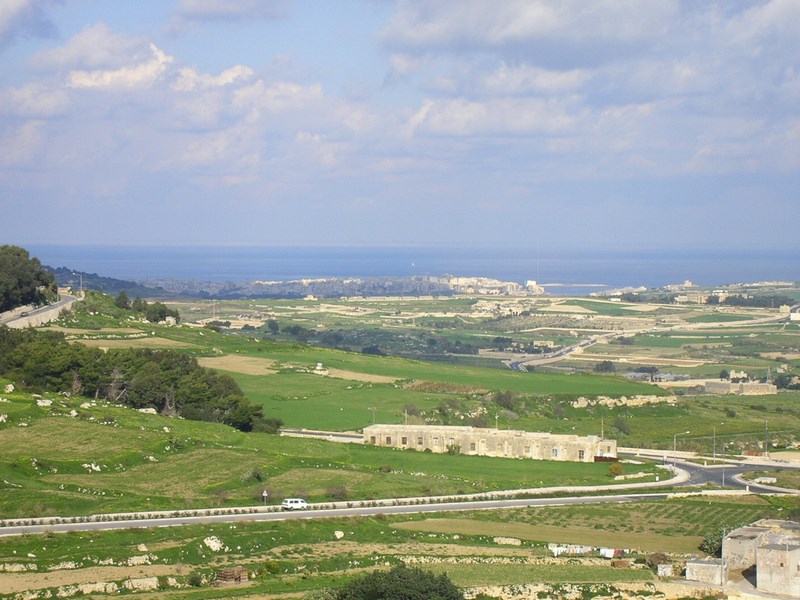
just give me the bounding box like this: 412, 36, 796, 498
27, 245, 799, 296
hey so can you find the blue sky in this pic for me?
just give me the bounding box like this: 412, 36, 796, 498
1, 1, 798, 251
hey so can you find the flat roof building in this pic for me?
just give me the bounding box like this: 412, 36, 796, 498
362, 424, 616, 463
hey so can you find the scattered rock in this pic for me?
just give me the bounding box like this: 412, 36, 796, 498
335, 530, 345, 539
204, 536, 224, 552
493, 537, 522, 546
124, 576, 159, 592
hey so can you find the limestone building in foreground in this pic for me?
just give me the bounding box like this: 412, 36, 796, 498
362, 424, 616, 463
686, 519, 800, 597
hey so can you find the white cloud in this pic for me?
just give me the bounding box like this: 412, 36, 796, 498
409, 96, 581, 137
175, 0, 287, 24
0, 82, 69, 117
172, 65, 254, 92
0, 119, 45, 166
0, 0, 57, 51
67, 43, 174, 89
32, 23, 147, 70
233, 80, 324, 116
481, 62, 589, 95
383, 0, 678, 52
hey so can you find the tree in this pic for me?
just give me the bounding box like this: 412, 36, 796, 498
636, 366, 659, 382
774, 373, 793, 389
361, 345, 385, 356
719, 369, 730, 380
115, 291, 131, 309
266, 319, 279, 334
700, 526, 734, 557
131, 296, 146, 312
334, 565, 464, 600
0, 245, 56, 312
594, 360, 616, 373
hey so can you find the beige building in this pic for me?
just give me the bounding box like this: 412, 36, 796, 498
705, 380, 778, 396
687, 520, 800, 597
362, 424, 616, 463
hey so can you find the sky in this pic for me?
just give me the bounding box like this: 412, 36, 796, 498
1, 0, 798, 252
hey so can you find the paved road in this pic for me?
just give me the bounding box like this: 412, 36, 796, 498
0, 294, 77, 327
505, 305, 792, 371
3, 454, 798, 538
0, 492, 671, 537
621, 451, 800, 494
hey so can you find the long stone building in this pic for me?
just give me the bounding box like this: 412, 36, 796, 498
362, 424, 616, 463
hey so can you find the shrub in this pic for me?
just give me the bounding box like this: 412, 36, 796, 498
608, 463, 624, 477
326, 484, 348, 500
187, 571, 203, 587
334, 564, 464, 600
700, 526, 734, 556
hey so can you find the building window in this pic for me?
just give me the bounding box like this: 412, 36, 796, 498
470, 442, 476, 451
551, 448, 558, 457
524, 445, 530, 454
401, 437, 408, 445
417, 437, 423, 445
606, 446, 611, 453
369, 436, 376, 444
579, 450, 585, 460
433, 437, 439, 445
386, 436, 392, 445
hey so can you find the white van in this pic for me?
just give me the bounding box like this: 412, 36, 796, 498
281, 498, 308, 511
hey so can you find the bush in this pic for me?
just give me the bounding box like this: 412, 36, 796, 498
700, 526, 733, 556
608, 463, 624, 477
187, 571, 203, 587
647, 552, 670, 567
326, 484, 348, 500
334, 564, 464, 600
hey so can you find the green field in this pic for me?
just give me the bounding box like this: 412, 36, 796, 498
0, 494, 788, 599
0, 385, 666, 520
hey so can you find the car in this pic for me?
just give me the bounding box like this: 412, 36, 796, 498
281, 498, 308, 511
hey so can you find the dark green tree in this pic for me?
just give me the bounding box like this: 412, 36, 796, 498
0, 246, 56, 312
115, 291, 131, 309
335, 565, 464, 600
594, 360, 616, 373
131, 296, 146, 312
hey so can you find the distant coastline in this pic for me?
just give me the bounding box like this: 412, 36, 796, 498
26, 244, 799, 295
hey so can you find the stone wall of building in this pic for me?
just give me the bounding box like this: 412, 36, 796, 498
757, 544, 800, 597
362, 425, 616, 463
709, 520, 800, 597
685, 560, 724, 585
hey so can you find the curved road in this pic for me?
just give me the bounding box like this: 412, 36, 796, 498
2, 456, 797, 538
0, 294, 77, 327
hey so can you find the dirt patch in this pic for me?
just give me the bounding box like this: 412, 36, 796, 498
198, 355, 277, 375
0, 564, 180, 594
619, 304, 661, 312
48, 326, 144, 335
74, 338, 195, 349
325, 368, 397, 384
393, 518, 702, 554
539, 304, 595, 314
404, 381, 489, 394
761, 352, 800, 360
